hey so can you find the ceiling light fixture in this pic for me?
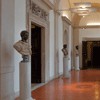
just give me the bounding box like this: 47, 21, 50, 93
70, 1, 97, 16
58, 1, 97, 17
87, 23, 100, 26
70, 7, 96, 16
71, 1, 97, 16
74, 2, 92, 8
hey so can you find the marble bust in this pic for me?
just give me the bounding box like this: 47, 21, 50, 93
62, 44, 68, 57
13, 30, 32, 62
75, 45, 79, 56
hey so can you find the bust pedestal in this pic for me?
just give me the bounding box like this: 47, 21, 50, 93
63, 57, 70, 78
19, 62, 35, 100
75, 56, 80, 70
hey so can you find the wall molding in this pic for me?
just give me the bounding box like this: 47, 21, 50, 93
42, 0, 54, 9
74, 25, 100, 29
62, 16, 72, 25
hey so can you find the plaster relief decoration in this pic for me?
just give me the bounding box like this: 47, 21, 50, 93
26, 0, 50, 30
31, 1, 48, 21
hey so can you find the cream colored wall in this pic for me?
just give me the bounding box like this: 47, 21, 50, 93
79, 12, 100, 26
49, 10, 55, 79
69, 26, 73, 69
59, 0, 72, 21
0, 0, 15, 99
49, 0, 54, 4
14, 0, 26, 95
58, 15, 63, 74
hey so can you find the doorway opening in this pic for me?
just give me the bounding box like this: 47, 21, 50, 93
92, 46, 100, 68
31, 23, 41, 83
82, 41, 100, 69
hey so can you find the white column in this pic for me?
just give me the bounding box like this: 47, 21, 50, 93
54, 0, 61, 78
19, 62, 34, 100
49, 10, 55, 79
75, 56, 80, 70
0, 0, 15, 100
63, 57, 70, 78
67, 25, 72, 71
54, 11, 59, 77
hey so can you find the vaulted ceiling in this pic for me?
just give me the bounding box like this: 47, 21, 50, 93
59, 0, 100, 27
68, 0, 100, 8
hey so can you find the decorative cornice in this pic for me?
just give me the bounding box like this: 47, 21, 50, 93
74, 25, 100, 29
42, 0, 54, 10
82, 38, 100, 41
54, 10, 61, 15
62, 16, 72, 25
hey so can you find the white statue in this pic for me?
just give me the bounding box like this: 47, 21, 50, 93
75, 45, 79, 56
13, 30, 32, 62
62, 44, 68, 57
75, 45, 80, 70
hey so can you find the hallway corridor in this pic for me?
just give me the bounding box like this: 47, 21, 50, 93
32, 70, 100, 100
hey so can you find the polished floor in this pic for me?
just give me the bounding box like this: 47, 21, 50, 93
32, 69, 100, 100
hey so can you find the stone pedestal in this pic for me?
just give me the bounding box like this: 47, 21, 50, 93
63, 57, 70, 78
19, 62, 34, 100
67, 58, 71, 71
75, 56, 80, 70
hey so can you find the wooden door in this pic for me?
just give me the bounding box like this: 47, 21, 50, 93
82, 41, 87, 69
31, 24, 41, 83
92, 46, 100, 68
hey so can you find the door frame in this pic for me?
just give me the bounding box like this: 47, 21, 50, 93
29, 14, 50, 83
82, 40, 100, 69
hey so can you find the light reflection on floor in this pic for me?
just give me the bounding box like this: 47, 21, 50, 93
65, 82, 96, 92
32, 70, 100, 100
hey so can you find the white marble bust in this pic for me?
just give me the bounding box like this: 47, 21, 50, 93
62, 44, 68, 57
75, 45, 79, 56
13, 30, 32, 62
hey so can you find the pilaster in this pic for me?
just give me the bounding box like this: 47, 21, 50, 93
62, 16, 72, 71
0, 0, 15, 99
54, 0, 61, 77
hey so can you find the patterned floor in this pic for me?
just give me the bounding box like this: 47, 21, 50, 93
32, 69, 100, 100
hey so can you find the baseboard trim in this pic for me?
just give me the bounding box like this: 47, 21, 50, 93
49, 72, 63, 81
14, 91, 19, 99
